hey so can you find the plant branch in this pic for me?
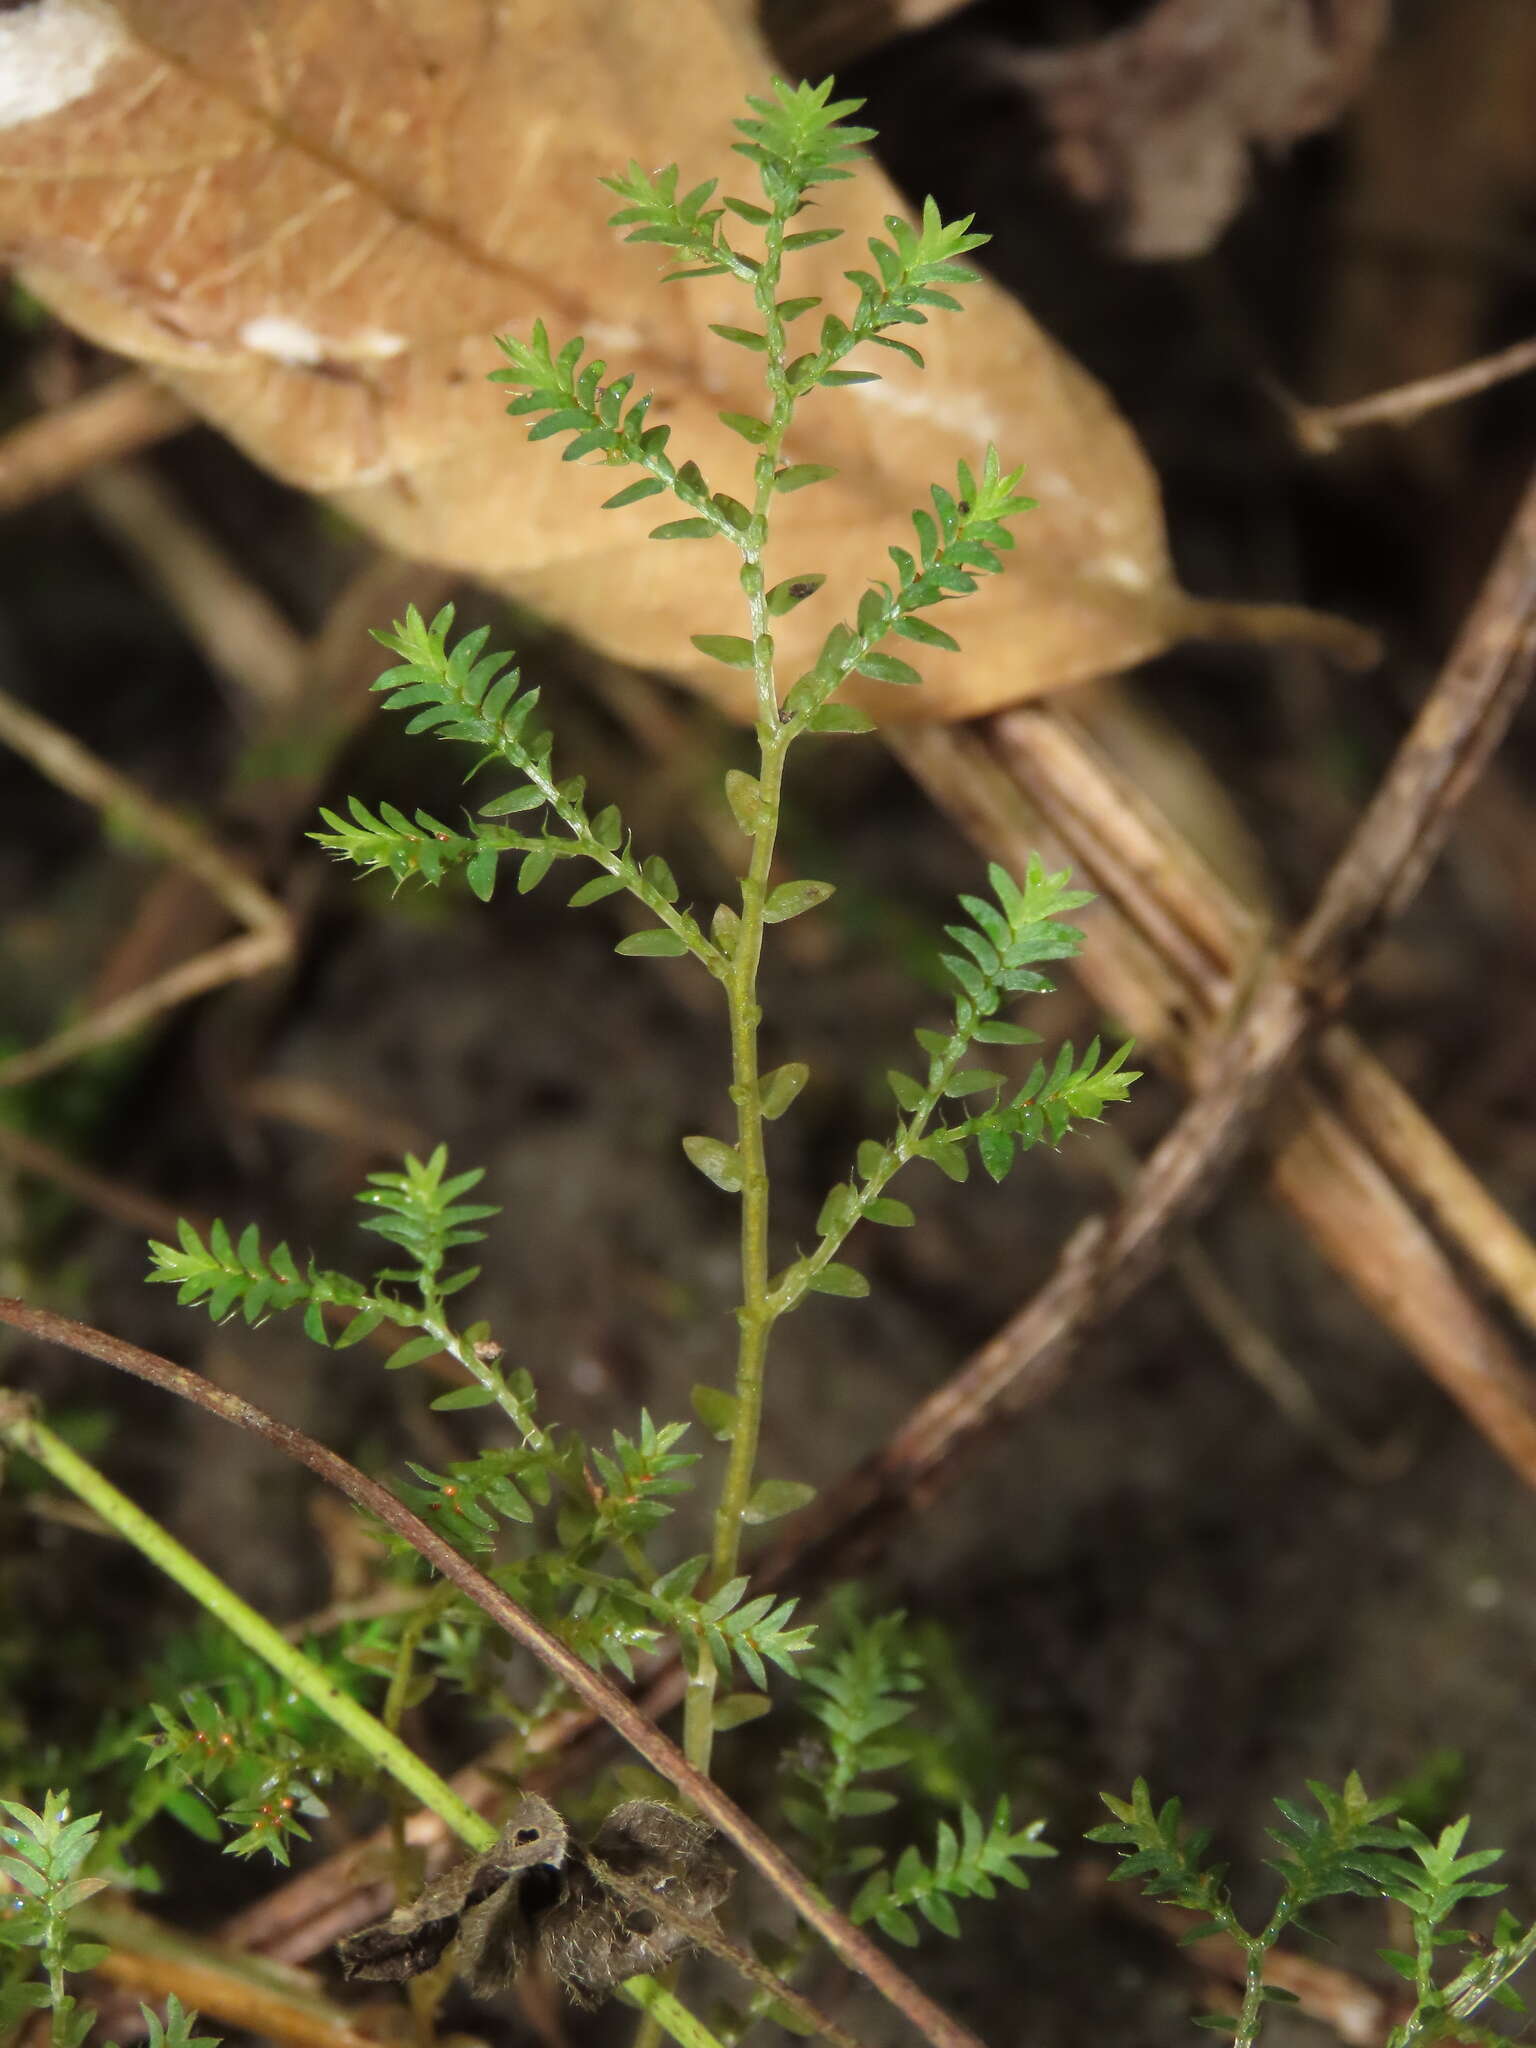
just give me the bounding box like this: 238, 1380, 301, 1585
0, 372, 191, 515
774, 457, 1536, 1578
1279, 333, 1536, 454
0, 686, 292, 1091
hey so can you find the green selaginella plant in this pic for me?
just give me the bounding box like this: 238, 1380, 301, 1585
3, 74, 1151, 2048
0, 1794, 218, 2048
1089, 1775, 1536, 2045
4, 70, 1536, 2048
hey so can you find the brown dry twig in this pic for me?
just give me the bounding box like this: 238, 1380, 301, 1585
79, 461, 306, 712
0, 372, 190, 515
80, 1899, 386, 2048
1279, 334, 1536, 455
781, 459, 1536, 1576
0, 1298, 985, 2048
0, 688, 293, 1092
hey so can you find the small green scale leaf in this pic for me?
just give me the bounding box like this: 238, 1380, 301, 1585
895, 614, 960, 652
713, 1692, 774, 1731
518, 848, 554, 893
719, 411, 771, 444
760, 1061, 809, 1119
725, 770, 765, 833
479, 785, 545, 816
431, 1383, 500, 1411
805, 704, 875, 734
774, 463, 838, 493
682, 1135, 745, 1193
691, 634, 756, 669
651, 518, 719, 540
691, 1384, 739, 1440
764, 879, 835, 923
766, 574, 826, 615
887, 1070, 924, 1112
944, 1068, 1005, 1097
602, 476, 666, 510
743, 1478, 817, 1524
383, 1334, 444, 1372
816, 1183, 858, 1238
857, 651, 923, 688
641, 854, 680, 902
615, 928, 689, 957
569, 873, 625, 908
808, 1263, 869, 1299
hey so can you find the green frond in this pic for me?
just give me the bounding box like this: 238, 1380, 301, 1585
850, 1798, 1054, 1947
781, 456, 1036, 726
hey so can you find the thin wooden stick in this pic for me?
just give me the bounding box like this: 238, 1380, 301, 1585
0, 687, 292, 1092
1282, 335, 1536, 454
81, 462, 306, 710
0, 373, 190, 514
778, 461, 1536, 1572
988, 701, 1536, 1349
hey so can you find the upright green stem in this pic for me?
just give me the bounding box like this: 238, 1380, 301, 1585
683, 200, 799, 1778
1232, 1905, 1292, 2048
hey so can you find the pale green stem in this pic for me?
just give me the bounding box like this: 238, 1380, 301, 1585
770, 1025, 976, 1314
8, 1407, 487, 1848
384, 1580, 458, 1907
683, 198, 798, 1779
1232, 1904, 1292, 2048
1, 1404, 726, 2048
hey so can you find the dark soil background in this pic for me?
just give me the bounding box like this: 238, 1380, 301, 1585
3, 3, 1536, 2044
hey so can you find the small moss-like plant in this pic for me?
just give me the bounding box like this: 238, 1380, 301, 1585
0, 1795, 218, 2048
3, 78, 1141, 2048
1090, 1776, 1536, 2044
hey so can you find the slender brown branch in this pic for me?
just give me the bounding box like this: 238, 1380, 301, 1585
776, 461, 1536, 1574
893, 712, 1536, 1489
0, 1297, 986, 2048
80, 462, 306, 710
1163, 594, 1380, 669
1282, 335, 1536, 454
0, 373, 191, 514
993, 693, 1536, 1356
1313, 1025, 1536, 1332
0, 686, 293, 1091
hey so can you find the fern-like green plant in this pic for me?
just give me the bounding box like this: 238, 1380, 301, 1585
0, 1793, 221, 2048
4, 73, 1146, 2048
1089, 1776, 1536, 2045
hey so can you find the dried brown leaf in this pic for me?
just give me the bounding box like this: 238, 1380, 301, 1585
1006, 0, 1390, 259
1, 1, 1219, 718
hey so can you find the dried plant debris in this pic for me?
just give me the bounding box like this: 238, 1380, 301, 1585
0, 0, 1180, 719
1003, 0, 1390, 258
338, 1795, 734, 2004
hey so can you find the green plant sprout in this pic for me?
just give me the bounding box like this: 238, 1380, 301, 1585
3, 75, 1140, 2048
0, 1795, 217, 2048
1089, 1776, 1536, 2044
307, 74, 1136, 1787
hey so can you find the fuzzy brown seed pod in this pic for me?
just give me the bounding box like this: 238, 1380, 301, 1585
338, 1794, 733, 2004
